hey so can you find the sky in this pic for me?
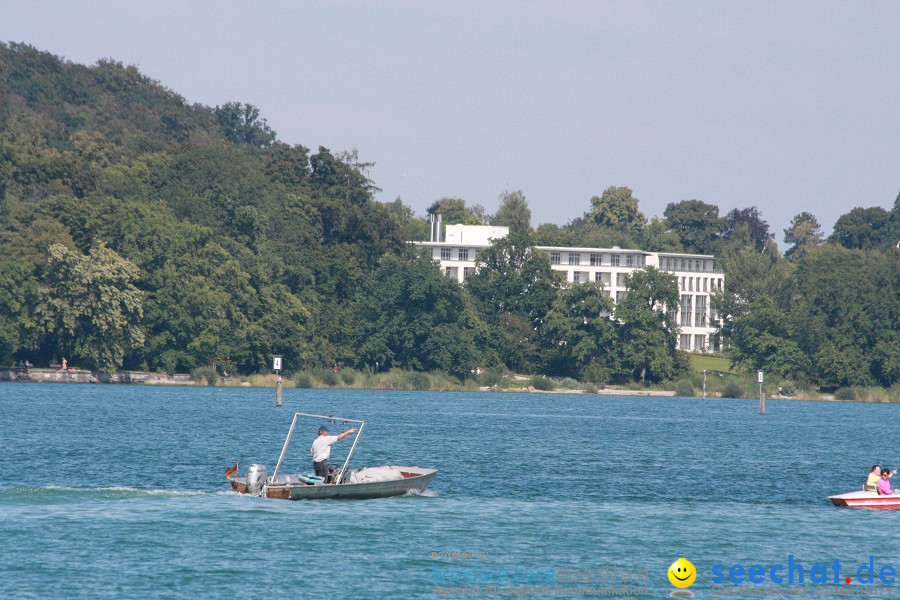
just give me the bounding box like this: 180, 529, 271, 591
2, 1, 898, 246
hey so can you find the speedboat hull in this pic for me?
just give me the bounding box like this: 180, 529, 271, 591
829, 490, 900, 509
231, 466, 436, 500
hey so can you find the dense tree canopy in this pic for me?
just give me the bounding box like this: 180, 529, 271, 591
492, 190, 531, 233
663, 200, 721, 255
0, 42, 896, 391
36, 243, 144, 373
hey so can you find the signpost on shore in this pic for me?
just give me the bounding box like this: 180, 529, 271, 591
702, 370, 707, 400
758, 370, 765, 415
273, 355, 283, 408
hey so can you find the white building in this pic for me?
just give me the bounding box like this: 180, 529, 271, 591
414, 224, 724, 352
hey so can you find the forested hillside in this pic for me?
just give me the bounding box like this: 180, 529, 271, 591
1, 42, 897, 390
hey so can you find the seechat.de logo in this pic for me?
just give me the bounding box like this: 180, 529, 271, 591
669, 558, 697, 597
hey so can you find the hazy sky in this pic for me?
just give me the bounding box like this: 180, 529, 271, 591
2, 1, 898, 245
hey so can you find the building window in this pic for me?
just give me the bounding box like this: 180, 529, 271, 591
681, 295, 693, 327
680, 259, 686, 271
458, 248, 469, 261
611, 254, 620, 266
626, 254, 634, 267
616, 291, 626, 303
680, 334, 692, 351
616, 273, 626, 287
551, 252, 561, 265
703, 278, 708, 292
444, 267, 453, 278
688, 278, 693, 292
695, 295, 707, 327
594, 272, 604, 283
590, 253, 602, 266
440, 247, 451, 260
568, 252, 580, 265
694, 334, 706, 352
463, 267, 475, 280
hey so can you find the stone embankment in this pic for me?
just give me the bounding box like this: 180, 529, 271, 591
0, 368, 192, 385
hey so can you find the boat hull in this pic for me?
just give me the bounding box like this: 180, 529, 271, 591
829, 491, 900, 509
231, 467, 436, 500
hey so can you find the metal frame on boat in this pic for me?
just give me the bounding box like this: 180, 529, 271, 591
230, 412, 437, 500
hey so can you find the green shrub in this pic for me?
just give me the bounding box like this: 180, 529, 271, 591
318, 369, 339, 387
340, 369, 357, 385
675, 379, 695, 397
530, 376, 556, 391
405, 371, 432, 390
476, 370, 504, 388
779, 380, 798, 396
835, 387, 854, 401
580, 362, 608, 386
721, 382, 744, 399
559, 377, 579, 389
582, 383, 598, 394
190, 366, 219, 386
294, 371, 314, 388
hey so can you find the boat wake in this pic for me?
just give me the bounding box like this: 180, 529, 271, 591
404, 488, 439, 498
0, 485, 211, 503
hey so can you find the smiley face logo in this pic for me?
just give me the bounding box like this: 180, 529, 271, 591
668, 558, 696, 588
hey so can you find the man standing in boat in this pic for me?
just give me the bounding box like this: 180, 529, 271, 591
311, 425, 356, 483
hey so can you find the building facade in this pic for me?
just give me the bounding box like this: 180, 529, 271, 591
414, 224, 723, 352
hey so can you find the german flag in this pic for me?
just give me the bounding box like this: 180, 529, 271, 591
225, 461, 239, 480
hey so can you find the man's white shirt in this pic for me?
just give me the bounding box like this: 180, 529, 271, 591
311, 435, 338, 462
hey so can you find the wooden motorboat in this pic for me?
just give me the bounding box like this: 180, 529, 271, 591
229, 411, 437, 500
829, 490, 900, 508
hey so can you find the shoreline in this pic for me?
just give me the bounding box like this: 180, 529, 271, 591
2, 369, 893, 402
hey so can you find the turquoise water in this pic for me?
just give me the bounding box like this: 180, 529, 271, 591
1, 383, 897, 598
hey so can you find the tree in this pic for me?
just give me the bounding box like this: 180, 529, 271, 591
614, 267, 682, 384
0, 258, 29, 365
426, 197, 485, 225
309, 147, 378, 205
783, 212, 823, 260
789, 245, 898, 387
641, 217, 684, 252
544, 282, 616, 381
214, 102, 277, 148
829, 206, 896, 251
264, 143, 311, 188
730, 297, 808, 377
722, 207, 771, 252
711, 243, 791, 349
589, 186, 646, 236
663, 199, 721, 254
465, 232, 563, 372
356, 253, 488, 377
492, 190, 531, 233
36, 242, 144, 373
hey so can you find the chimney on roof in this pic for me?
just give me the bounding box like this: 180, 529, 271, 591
429, 213, 443, 243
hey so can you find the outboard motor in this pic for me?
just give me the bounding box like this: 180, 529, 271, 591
246, 464, 267, 495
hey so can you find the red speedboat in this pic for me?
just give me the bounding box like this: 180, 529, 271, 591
829, 491, 900, 508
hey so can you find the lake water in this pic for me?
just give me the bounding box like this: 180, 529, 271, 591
1, 383, 897, 598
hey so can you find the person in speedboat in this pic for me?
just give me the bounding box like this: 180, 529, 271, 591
311, 425, 356, 483
876, 468, 896, 496
867, 465, 896, 492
